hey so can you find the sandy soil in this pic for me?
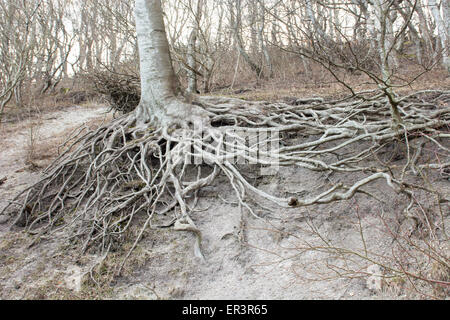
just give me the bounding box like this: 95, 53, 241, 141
0, 104, 447, 300
0, 105, 110, 208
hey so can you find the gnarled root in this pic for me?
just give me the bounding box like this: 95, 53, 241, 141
2, 90, 449, 271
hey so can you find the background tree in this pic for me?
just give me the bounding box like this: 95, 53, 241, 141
133, 0, 206, 127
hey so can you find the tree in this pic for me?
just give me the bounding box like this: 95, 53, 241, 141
133, 0, 206, 127
0, 0, 75, 122
2, 0, 449, 287
428, 0, 449, 72
185, 0, 203, 94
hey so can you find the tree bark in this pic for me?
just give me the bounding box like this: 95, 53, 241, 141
229, 0, 264, 78
187, 29, 198, 94
428, 0, 449, 71
134, 0, 206, 128
415, 0, 435, 59
186, 0, 203, 94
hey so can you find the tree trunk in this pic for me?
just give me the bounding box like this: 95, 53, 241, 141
395, 3, 422, 64
249, 0, 259, 57
186, 0, 203, 94
370, 0, 402, 125
187, 29, 198, 94
229, 0, 264, 78
415, 0, 435, 60
444, 0, 450, 70
258, 0, 273, 78
428, 0, 449, 72
444, 0, 450, 39
134, 0, 205, 127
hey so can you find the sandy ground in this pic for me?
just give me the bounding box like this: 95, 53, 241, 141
0, 104, 447, 300
0, 105, 110, 206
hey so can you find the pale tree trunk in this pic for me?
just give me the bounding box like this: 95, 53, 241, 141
229, 0, 263, 78
330, 1, 339, 41
78, 4, 88, 71
428, 0, 449, 72
258, 0, 273, 78
370, 1, 399, 74
444, 0, 450, 71
0, 91, 13, 122
360, 1, 370, 41
134, 0, 206, 128
416, 0, 435, 59
86, 36, 94, 71
187, 0, 203, 94
249, 0, 258, 57
370, 0, 402, 124
395, 2, 422, 64
271, 8, 280, 46
443, 0, 450, 38
305, 0, 326, 41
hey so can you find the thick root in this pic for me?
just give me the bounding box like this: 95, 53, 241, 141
2, 90, 449, 268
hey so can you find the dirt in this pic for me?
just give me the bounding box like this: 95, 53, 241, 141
0, 104, 448, 300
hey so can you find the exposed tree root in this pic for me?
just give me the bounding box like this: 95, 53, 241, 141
2, 90, 449, 272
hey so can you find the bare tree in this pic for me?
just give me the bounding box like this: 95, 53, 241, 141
2, 1, 448, 296
133, 0, 207, 127
428, 0, 449, 71
186, 0, 203, 94
0, 0, 42, 121
228, 0, 265, 78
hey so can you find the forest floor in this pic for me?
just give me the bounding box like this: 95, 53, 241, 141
0, 83, 448, 299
